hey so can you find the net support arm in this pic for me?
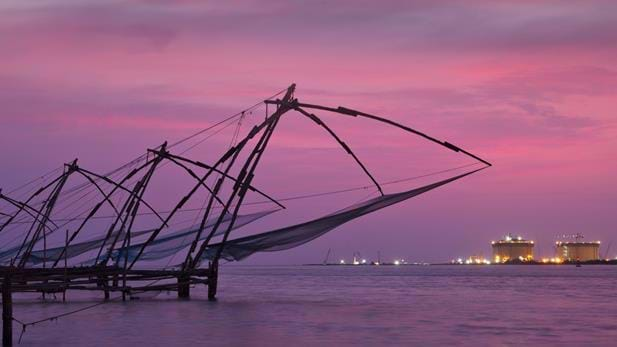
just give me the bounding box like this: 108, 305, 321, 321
161, 152, 285, 209
294, 107, 384, 196
0, 174, 66, 234
77, 167, 167, 226
265, 100, 492, 167
158, 155, 226, 207
95, 148, 167, 265
0, 192, 59, 230
126, 139, 251, 269
16, 159, 77, 267
188, 84, 296, 268
50, 168, 128, 267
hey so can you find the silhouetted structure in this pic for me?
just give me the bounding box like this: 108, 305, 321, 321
0, 84, 490, 345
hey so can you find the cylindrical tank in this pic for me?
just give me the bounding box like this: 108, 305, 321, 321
491, 235, 534, 263
555, 241, 600, 261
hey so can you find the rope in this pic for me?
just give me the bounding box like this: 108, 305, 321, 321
15, 298, 117, 343
164, 112, 246, 268
2, 162, 481, 225
167, 87, 286, 151
8, 86, 288, 202
12, 269, 188, 344
5, 167, 63, 195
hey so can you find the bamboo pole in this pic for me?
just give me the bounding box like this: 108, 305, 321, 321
2, 274, 12, 347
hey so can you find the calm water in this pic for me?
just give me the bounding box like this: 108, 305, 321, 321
12, 265, 617, 346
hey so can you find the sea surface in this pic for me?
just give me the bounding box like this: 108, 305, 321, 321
11, 265, 617, 346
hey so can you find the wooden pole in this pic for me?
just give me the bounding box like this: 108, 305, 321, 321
177, 273, 190, 299
103, 276, 110, 300
2, 274, 12, 347
63, 229, 68, 302
208, 262, 218, 301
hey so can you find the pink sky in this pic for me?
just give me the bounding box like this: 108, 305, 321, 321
1, 1, 616, 263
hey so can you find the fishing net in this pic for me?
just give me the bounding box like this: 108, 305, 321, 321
21, 209, 277, 265
112, 209, 277, 263
198, 169, 479, 262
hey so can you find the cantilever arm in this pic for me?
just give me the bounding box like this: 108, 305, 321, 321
161, 156, 226, 207
265, 100, 492, 167
161, 152, 285, 209
0, 193, 60, 229
77, 167, 168, 226
74, 170, 121, 216
295, 107, 384, 196
49, 169, 127, 267
0, 174, 66, 233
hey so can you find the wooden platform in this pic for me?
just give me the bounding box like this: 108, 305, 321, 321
0, 265, 215, 296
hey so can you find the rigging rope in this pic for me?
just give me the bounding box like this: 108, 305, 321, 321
1, 162, 480, 225
6, 86, 288, 204
13, 274, 182, 344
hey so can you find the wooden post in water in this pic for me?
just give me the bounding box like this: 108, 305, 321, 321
208, 262, 218, 301
63, 229, 68, 302
104, 277, 110, 300
177, 273, 190, 299
2, 274, 12, 347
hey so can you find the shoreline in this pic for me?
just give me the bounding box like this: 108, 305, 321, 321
303, 259, 617, 266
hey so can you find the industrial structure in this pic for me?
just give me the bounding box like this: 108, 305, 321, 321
555, 234, 600, 261
456, 233, 606, 265
491, 234, 534, 263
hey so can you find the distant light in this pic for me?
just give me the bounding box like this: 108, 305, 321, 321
549, 257, 563, 264
361, 259, 367, 264
394, 260, 400, 266
339, 260, 345, 264
517, 236, 522, 241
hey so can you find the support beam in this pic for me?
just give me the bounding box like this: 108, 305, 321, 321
189, 84, 296, 269
295, 107, 383, 195
16, 160, 77, 268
